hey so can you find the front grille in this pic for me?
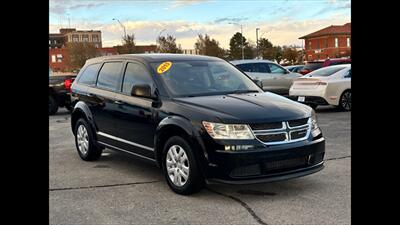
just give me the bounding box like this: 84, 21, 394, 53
290, 129, 308, 139
257, 133, 287, 143
230, 155, 313, 178
264, 156, 308, 171
230, 164, 261, 177
288, 118, 308, 127
250, 122, 283, 130
251, 118, 311, 145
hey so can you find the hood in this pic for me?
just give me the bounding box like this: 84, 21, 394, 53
173, 92, 311, 124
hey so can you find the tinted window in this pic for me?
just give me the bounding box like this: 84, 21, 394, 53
78, 63, 101, 85
236, 63, 255, 72
122, 62, 154, 94
303, 62, 323, 70
96, 62, 123, 91
253, 63, 271, 73
307, 66, 347, 77
268, 63, 285, 74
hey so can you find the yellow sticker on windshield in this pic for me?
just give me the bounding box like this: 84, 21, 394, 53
157, 61, 172, 74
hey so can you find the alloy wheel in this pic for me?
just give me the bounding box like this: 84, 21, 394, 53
76, 124, 89, 155
166, 145, 190, 187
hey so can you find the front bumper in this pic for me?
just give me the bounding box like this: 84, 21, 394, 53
203, 136, 325, 184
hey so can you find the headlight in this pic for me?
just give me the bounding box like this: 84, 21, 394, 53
311, 110, 319, 130
202, 121, 255, 140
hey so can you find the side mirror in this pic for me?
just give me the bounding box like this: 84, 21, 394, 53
254, 79, 263, 89
131, 84, 156, 99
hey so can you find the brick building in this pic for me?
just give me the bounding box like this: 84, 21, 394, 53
49, 28, 102, 49
299, 23, 351, 61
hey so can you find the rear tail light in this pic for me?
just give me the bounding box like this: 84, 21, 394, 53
64, 79, 73, 92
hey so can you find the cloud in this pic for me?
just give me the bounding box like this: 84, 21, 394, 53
50, 0, 104, 15
214, 17, 248, 24
170, 0, 208, 9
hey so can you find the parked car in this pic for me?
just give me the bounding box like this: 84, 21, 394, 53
49, 71, 77, 115
70, 54, 325, 195
285, 65, 304, 73
230, 59, 303, 95
299, 58, 351, 75
289, 64, 351, 110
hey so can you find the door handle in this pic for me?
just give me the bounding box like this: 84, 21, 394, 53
114, 100, 124, 105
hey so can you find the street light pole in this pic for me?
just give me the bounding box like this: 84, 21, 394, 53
112, 18, 126, 39
256, 28, 260, 59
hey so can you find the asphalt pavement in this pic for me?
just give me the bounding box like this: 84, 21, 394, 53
49, 106, 350, 225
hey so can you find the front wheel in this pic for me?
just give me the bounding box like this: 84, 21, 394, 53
339, 90, 351, 111
162, 136, 205, 195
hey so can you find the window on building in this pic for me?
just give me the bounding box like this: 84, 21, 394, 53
49, 40, 51, 44
72, 34, 79, 42
51, 55, 56, 63
56, 54, 63, 62
94, 44, 99, 48
92, 34, 99, 42
347, 37, 350, 47
82, 34, 89, 42
96, 62, 123, 91
335, 38, 339, 48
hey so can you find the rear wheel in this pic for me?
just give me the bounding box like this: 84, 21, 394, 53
74, 118, 102, 161
49, 95, 59, 115
339, 90, 351, 111
162, 136, 204, 195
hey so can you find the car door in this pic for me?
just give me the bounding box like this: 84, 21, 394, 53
266, 63, 294, 95
250, 63, 275, 91
91, 61, 124, 138
111, 61, 158, 159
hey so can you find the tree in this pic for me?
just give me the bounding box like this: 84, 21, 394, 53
115, 34, 136, 54
258, 38, 273, 59
65, 42, 99, 71
282, 46, 299, 65
194, 34, 225, 58
156, 35, 182, 53
229, 32, 253, 60
272, 46, 283, 64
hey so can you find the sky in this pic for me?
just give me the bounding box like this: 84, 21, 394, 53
49, 0, 351, 49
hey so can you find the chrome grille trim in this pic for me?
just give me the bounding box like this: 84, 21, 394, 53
251, 118, 311, 145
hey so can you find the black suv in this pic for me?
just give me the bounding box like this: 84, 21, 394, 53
71, 54, 325, 195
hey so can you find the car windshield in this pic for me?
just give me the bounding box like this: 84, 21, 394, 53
307, 66, 348, 77
150, 60, 261, 97
303, 62, 323, 70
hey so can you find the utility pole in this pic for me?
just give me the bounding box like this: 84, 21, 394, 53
256, 28, 260, 59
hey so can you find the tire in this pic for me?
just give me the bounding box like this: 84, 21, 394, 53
339, 90, 351, 111
49, 95, 59, 115
162, 136, 205, 195
74, 118, 102, 161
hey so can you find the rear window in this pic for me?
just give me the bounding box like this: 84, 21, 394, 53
307, 66, 347, 77
236, 63, 255, 72
303, 62, 323, 70
78, 63, 101, 86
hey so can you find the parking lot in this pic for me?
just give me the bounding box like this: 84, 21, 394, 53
49, 106, 350, 225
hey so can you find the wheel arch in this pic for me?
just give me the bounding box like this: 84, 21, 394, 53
154, 116, 208, 172
71, 101, 97, 136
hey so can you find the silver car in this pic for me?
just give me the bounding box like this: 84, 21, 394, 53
231, 59, 302, 95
